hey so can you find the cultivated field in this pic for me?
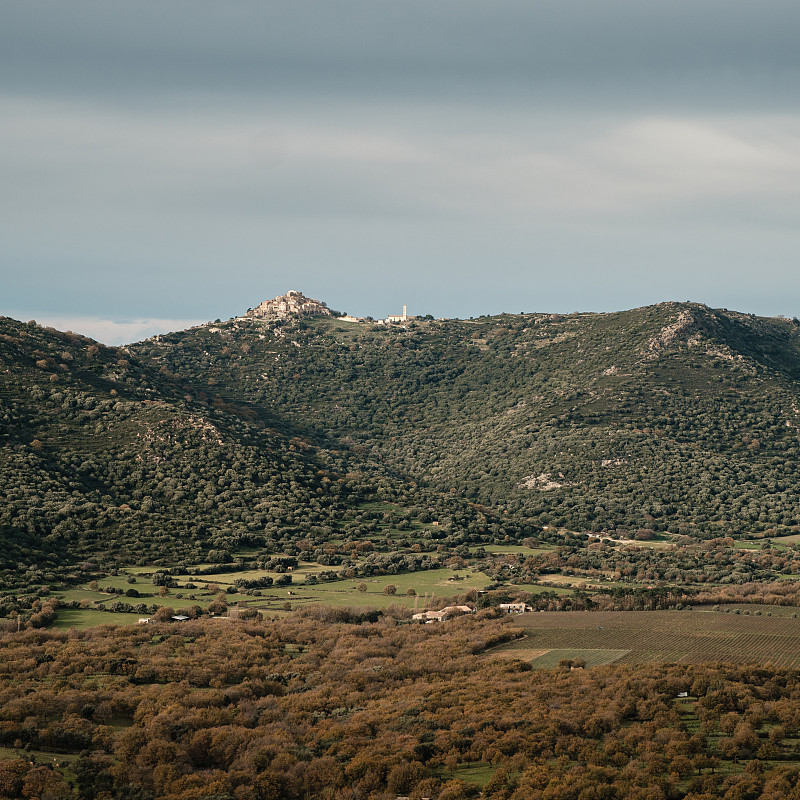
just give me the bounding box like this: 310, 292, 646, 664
489, 608, 800, 668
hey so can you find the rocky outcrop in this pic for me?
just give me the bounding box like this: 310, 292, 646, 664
647, 309, 699, 353
247, 291, 332, 320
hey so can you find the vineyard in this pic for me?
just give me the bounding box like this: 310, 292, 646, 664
489, 609, 800, 668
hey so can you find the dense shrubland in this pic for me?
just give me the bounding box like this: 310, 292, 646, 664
6, 302, 800, 596
3, 613, 800, 799
484, 538, 800, 587
0, 317, 497, 585
133, 302, 800, 538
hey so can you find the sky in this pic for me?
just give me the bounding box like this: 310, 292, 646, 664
2, 1, 800, 344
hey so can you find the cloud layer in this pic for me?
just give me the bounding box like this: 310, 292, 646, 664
3, 312, 206, 347
2, 1, 800, 323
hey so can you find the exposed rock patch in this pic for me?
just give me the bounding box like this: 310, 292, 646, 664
647, 309, 698, 353
520, 472, 567, 491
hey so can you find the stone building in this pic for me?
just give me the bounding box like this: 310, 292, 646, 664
247, 290, 332, 320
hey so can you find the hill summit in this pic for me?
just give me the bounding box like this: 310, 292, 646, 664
246, 290, 332, 320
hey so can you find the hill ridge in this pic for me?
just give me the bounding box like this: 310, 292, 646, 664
127, 300, 800, 538
4, 300, 800, 579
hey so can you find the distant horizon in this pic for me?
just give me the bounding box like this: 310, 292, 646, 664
3, 295, 796, 348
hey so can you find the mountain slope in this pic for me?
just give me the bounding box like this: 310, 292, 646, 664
131, 301, 800, 538
0, 317, 447, 581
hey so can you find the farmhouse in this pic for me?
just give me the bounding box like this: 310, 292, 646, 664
499, 602, 533, 614
412, 605, 474, 623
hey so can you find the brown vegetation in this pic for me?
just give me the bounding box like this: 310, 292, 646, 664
2, 612, 800, 798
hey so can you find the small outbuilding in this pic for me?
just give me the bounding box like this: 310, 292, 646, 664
499, 602, 533, 614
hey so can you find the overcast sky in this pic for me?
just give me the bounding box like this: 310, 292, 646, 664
2, 1, 800, 344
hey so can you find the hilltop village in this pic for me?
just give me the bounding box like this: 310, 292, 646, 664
245, 289, 409, 325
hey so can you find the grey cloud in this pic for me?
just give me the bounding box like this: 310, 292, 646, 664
2, 1, 799, 110
3, 1, 800, 323
3, 94, 800, 320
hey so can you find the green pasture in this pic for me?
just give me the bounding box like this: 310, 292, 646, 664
53, 608, 144, 630
503, 582, 575, 595
55, 581, 219, 609
0, 746, 81, 766
473, 544, 554, 555
300, 567, 489, 597
90, 574, 162, 594
125, 565, 169, 575
149, 593, 217, 608
48, 566, 492, 626
614, 536, 674, 549
55, 588, 114, 604
764, 533, 800, 547
243, 568, 493, 612
437, 762, 499, 787
177, 569, 293, 586
194, 562, 330, 586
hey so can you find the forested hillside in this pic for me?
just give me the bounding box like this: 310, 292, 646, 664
4, 300, 800, 579
133, 301, 800, 538
0, 317, 489, 580
6, 304, 800, 800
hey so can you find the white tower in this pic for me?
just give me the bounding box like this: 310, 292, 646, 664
402, 304, 407, 321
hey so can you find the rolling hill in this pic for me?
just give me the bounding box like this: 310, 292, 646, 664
4, 298, 800, 582
132, 300, 800, 539
0, 316, 474, 583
